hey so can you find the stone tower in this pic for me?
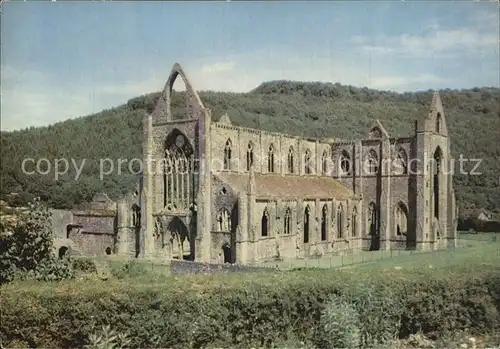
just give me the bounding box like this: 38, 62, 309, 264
415, 92, 455, 250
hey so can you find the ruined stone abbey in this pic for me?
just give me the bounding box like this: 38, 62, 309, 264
54, 63, 458, 264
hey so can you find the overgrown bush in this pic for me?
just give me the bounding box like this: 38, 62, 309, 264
72, 258, 98, 274
1, 267, 499, 349
0, 198, 73, 284
316, 294, 361, 349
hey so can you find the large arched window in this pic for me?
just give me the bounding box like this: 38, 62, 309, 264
163, 129, 194, 210
367, 149, 379, 175
261, 208, 270, 237
268, 144, 275, 173
337, 204, 344, 238
224, 139, 232, 170
246, 142, 254, 171
283, 207, 292, 235
288, 147, 295, 174
352, 206, 358, 237
303, 205, 311, 243
339, 150, 351, 175
321, 204, 328, 241
322, 150, 329, 174
304, 149, 312, 174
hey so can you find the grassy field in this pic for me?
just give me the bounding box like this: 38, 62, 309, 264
84, 232, 499, 277
255, 232, 500, 270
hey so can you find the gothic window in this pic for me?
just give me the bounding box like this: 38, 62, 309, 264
367, 149, 379, 175
261, 208, 270, 237
367, 202, 377, 236
340, 150, 351, 175
321, 204, 328, 241
303, 205, 311, 243
288, 147, 295, 174
436, 113, 441, 133
322, 150, 329, 174
268, 144, 275, 173
352, 206, 357, 237
163, 129, 194, 210
395, 203, 408, 236
132, 204, 141, 228
224, 139, 232, 170
283, 207, 292, 235
337, 204, 344, 238
247, 142, 254, 171
395, 148, 408, 175
218, 209, 230, 231
304, 149, 312, 174
433, 147, 443, 219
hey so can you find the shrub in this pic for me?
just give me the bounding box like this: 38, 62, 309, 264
0, 198, 73, 284
72, 258, 98, 274
316, 294, 361, 349
1, 267, 499, 348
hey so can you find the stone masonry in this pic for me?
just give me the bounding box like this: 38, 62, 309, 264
54, 63, 458, 264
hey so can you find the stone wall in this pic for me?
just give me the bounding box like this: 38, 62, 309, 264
49, 209, 74, 239
170, 259, 275, 275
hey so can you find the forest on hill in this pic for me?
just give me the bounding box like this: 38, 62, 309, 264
1, 81, 499, 218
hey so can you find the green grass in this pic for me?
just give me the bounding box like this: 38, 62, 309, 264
258, 232, 500, 271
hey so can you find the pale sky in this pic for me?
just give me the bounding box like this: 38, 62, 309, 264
1, 1, 499, 131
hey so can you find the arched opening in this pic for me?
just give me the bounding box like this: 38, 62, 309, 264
337, 204, 344, 238
224, 139, 232, 170
395, 202, 408, 237
367, 202, 377, 236
217, 209, 231, 232
322, 150, 329, 174
268, 144, 275, 173
222, 243, 232, 264
395, 148, 408, 175
352, 206, 358, 237
105, 246, 112, 255
261, 208, 270, 237
170, 71, 189, 120
436, 113, 441, 133
369, 126, 382, 139
246, 142, 254, 171
168, 216, 192, 260
321, 204, 328, 241
367, 202, 380, 250
303, 205, 311, 243
433, 147, 442, 219
283, 207, 292, 235
288, 147, 295, 174
304, 149, 312, 174
163, 129, 195, 211
132, 204, 141, 228
367, 149, 379, 175
340, 150, 351, 175
58, 246, 69, 259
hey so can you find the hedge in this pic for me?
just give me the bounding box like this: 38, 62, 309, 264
1, 266, 500, 348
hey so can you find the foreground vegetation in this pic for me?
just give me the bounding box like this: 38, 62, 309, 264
1, 83, 499, 218
1, 202, 500, 348
2, 263, 500, 348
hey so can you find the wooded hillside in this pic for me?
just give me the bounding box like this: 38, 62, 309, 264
1, 82, 499, 218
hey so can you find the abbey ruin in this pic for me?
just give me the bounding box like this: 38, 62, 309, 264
52, 63, 458, 264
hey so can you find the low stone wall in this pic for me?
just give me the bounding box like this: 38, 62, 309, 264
170, 260, 276, 275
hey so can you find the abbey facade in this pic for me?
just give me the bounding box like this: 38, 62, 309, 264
108, 63, 458, 264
